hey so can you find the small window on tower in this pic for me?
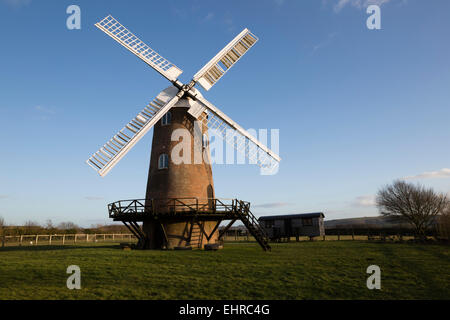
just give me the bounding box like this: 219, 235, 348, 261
161, 112, 171, 126
158, 154, 169, 169
202, 133, 209, 149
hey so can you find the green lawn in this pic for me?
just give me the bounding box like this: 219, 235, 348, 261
0, 241, 449, 299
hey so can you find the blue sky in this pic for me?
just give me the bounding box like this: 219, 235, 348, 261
0, 0, 449, 226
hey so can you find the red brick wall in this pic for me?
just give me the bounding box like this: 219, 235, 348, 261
145, 106, 214, 200
142, 105, 218, 249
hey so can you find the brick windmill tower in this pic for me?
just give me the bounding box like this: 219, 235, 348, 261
87, 15, 280, 250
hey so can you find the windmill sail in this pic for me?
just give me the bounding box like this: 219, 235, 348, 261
194, 96, 280, 174
87, 94, 180, 177
95, 15, 183, 82
88, 15, 280, 177
193, 28, 258, 91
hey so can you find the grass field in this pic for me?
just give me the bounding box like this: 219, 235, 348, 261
0, 241, 449, 300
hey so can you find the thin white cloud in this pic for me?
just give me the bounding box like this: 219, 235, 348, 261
34, 105, 55, 121
203, 12, 215, 22
1, 0, 31, 8
403, 168, 450, 180
311, 32, 338, 54
274, 0, 285, 5
224, 17, 234, 32
84, 196, 104, 201
0, 195, 8, 199
35, 105, 55, 114
353, 195, 376, 207
334, 0, 392, 12
171, 6, 187, 19
253, 202, 291, 209
221, 11, 236, 32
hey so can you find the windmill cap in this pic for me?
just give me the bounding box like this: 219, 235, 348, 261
157, 86, 203, 109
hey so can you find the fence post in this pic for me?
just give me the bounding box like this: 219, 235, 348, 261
2, 235, 5, 247
62, 234, 65, 245
74, 234, 77, 243
20, 235, 23, 246
36, 235, 39, 245
49, 235, 52, 245
338, 230, 340, 241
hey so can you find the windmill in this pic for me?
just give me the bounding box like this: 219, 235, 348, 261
86, 15, 280, 251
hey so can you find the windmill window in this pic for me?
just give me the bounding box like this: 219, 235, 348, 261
302, 218, 313, 226
202, 133, 209, 149
158, 154, 169, 169
161, 112, 171, 126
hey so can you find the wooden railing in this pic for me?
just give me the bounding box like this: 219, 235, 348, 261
108, 198, 249, 219
1, 233, 136, 247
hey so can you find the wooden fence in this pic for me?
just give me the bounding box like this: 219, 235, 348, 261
221, 234, 422, 242
1, 233, 136, 247
1, 232, 430, 248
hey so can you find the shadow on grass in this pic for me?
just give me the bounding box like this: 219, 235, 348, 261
0, 244, 122, 252
414, 244, 450, 262
377, 242, 448, 298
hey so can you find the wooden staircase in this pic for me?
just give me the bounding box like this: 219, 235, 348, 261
189, 222, 203, 249
111, 198, 272, 252
236, 201, 271, 251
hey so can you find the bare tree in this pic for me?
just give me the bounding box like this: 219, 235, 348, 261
24, 220, 39, 226
45, 219, 54, 229
23, 220, 41, 235
0, 216, 5, 236
437, 203, 450, 240
376, 180, 448, 241
57, 222, 79, 233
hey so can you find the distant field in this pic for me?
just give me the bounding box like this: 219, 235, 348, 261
0, 241, 449, 299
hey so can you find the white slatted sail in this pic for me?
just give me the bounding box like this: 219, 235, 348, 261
87, 94, 180, 177
195, 96, 280, 173
193, 28, 258, 91
88, 15, 280, 177
95, 15, 183, 82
